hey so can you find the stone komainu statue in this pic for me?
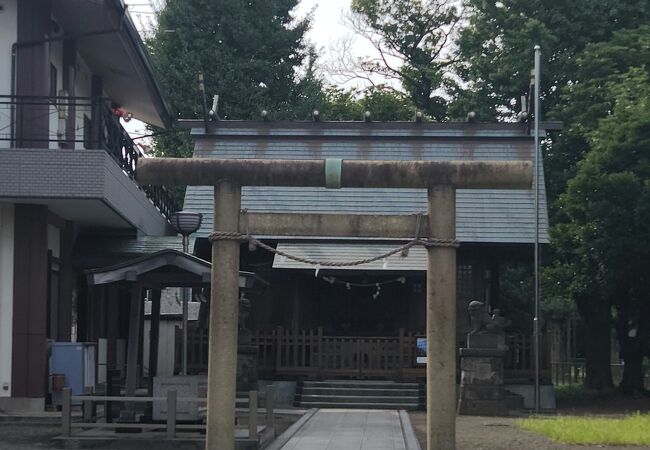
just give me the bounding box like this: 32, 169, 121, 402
468, 300, 511, 335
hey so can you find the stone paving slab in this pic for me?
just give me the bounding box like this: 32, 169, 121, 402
277, 409, 408, 450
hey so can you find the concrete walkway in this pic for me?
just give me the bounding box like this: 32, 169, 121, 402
274, 409, 418, 450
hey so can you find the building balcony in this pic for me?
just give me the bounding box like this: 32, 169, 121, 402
0, 95, 179, 235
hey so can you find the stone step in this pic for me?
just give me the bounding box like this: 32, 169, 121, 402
301, 380, 421, 390
296, 401, 422, 410
300, 387, 421, 396
299, 394, 421, 404
296, 380, 425, 410
504, 390, 525, 410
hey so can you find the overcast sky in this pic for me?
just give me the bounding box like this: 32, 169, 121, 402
295, 0, 362, 54
125, 0, 373, 65
122, 0, 374, 138
126, 0, 354, 43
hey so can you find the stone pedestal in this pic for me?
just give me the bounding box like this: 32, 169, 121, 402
457, 341, 509, 416
236, 294, 258, 392
236, 343, 258, 392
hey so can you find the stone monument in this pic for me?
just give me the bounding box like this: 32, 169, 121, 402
457, 301, 511, 416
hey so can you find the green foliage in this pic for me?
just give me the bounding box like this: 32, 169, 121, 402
349, 0, 460, 119
518, 414, 650, 445
456, 0, 650, 119
554, 69, 650, 300
276, 48, 330, 121
147, 0, 314, 157
150, 0, 309, 120
547, 26, 650, 206
551, 68, 650, 392
498, 262, 574, 332
540, 264, 579, 321
498, 263, 534, 331
323, 87, 417, 121
553, 383, 616, 400
523, 27, 650, 390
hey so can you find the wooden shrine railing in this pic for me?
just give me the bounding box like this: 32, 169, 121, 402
181, 327, 551, 381
504, 333, 553, 381
253, 328, 419, 379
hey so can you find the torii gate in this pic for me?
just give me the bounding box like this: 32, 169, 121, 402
137, 157, 532, 450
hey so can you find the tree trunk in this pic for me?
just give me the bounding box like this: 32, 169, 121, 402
617, 302, 648, 395
576, 297, 614, 390
583, 316, 614, 390
616, 295, 649, 395
619, 337, 645, 394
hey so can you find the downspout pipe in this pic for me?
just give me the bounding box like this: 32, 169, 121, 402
10, 43, 16, 147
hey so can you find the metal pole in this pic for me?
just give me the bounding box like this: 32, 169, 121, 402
426, 185, 457, 450
206, 180, 241, 450
182, 234, 189, 376
533, 44, 541, 413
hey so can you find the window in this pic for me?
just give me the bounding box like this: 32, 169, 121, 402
457, 264, 474, 300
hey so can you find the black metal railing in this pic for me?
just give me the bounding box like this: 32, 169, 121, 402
98, 100, 140, 177
0, 95, 180, 220
141, 185, 178, 222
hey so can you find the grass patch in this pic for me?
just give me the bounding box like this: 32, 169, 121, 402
554, 383, 617, 402
518, 413, 650, 445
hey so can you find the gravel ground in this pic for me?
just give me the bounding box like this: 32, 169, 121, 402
409, 413, 647, 450
0, 415, 297, 450
0, 423, 63, 450
0, 421, 202, 450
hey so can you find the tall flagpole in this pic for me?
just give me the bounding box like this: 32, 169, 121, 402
533, 44, 541, 413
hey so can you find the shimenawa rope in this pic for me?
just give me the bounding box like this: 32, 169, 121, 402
207, 231, 459, 267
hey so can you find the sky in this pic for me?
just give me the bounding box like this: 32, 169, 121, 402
125, 0, 355, 46
294, 0, 375, 59
296, 0, 352, 38
122, 0, 376, 140
124, 0, 375, 72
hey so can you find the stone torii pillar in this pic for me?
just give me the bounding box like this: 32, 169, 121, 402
138, 158, 532, 450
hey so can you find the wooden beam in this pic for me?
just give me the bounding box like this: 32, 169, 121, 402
136, 273, 253, 288
137, 158, 533, 189
242, 213, 430, 238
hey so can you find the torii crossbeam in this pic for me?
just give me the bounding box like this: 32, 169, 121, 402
138, 157, 533, 450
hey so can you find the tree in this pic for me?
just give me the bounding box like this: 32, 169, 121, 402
324, 86, 417, 121
458, 6, 650, 389
456, 0, 650, 120
147, 0, 313, 158
546, 27, 650, 390
546, 26, 650, 204
346, 0, 460, 119
552, 69, 650, 393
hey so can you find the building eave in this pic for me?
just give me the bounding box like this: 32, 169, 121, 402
50, 0, 173, 128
